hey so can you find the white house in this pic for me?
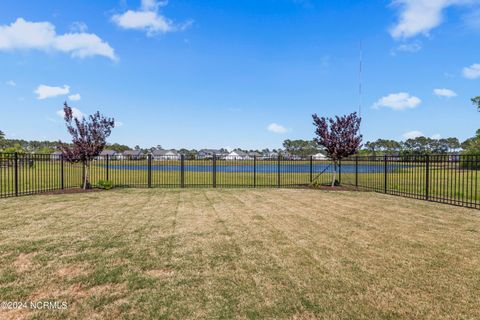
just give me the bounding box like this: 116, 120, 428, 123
262, 151, 279, 159
152, 149, 180, 161
225, 150, 252, 160
118, 150, 144, 160
97, 149, 118, 160
312, 153, 328, 160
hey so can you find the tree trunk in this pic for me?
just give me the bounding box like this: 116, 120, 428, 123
83, 162, 90, 189
331, 161, 337, 187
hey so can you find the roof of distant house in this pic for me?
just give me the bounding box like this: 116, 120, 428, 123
100, 150, 117, 156
123, 150, 143, 156
152, 149, 179, 156
199, 149, 223, 154
231, 150, 248, 156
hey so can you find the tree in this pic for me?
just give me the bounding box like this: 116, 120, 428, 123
364, 141, 377, 155
312, 112, 362, 186
0, 130, 4, 150
462, 129, 480, 151
446, 137, 460, 152
59, 102, 115, 189
107, 143, 130, 153
472, 96, 480, 111
282, 139, 320, 158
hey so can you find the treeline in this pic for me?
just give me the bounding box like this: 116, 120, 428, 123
0, 131, 131, 154
1, 128, 478, 157
362, 137, 461, 155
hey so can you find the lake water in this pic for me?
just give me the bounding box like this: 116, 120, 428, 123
102, 164, 408, 174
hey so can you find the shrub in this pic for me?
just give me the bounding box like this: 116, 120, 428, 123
97, 180, 113, 190
310, 178, 340, 188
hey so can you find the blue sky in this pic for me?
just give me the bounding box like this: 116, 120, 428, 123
0, 0, 479, 150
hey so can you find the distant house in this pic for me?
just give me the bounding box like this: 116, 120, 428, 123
225, 150, 252, 161
152, 149, 180, 161
97, 150, 118, 160
248, 152, 262, 159
198, 149, 222, 159
312, 152, 328, 160
50, 151, 63, 160
263, 151, 279, 159
120, 150, 144, 160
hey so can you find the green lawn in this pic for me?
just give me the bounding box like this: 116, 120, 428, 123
0, 188, 479, 319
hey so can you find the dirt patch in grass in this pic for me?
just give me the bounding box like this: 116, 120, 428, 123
13, 253, 36, 272
40, 188, 104, 195
145, 269, 174, 278
55, 264, 88, 279
308, 184, 366, 191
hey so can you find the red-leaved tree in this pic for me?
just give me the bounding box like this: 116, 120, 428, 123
312, 112, 362, 187
59, 102, 115, 189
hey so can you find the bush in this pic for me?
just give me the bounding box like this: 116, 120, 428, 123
310, 179, 340, 188
97, 180, 113, 190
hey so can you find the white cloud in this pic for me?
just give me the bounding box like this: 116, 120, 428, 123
141, 0, 165, 11
433, 88, 457, 97
402, 130, 424, 140
463, 63, 480, 79
389, 0, 471, 39
70, 21, 88, 33
0, 18, 116, 60
5, 80, 16, 86
112, 11, 173, 34
112, 0, 190, 36
34, 84, 70, 100
116, 121, 124, 127
267, 123, 288, 134
68, 93, 81, 101
56, 107, 84, 120
431, 133, 442, 139
373, 92, 421, 110
391, 42, 422, 55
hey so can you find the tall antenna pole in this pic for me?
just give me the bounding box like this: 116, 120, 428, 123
358, 40, 363, 119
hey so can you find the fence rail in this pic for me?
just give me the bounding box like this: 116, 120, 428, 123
1, 153, 478, 209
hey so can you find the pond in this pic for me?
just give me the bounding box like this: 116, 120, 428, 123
102, 163, 409, 174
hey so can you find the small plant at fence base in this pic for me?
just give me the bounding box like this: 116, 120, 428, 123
310, 178, 340, 188
97, 180, 113, 190
312, 112, 362, 187
58, 103, 115, 189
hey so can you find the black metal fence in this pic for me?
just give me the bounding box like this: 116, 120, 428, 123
1, 153, 479, 209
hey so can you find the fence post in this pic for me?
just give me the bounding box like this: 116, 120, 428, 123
309, 156, 313, 183
384, 155, 388, 194
425, 154, 430, 201
61, 154, 64, 190
106, 154, 109, 181
180, 155, 185, 188
476, 156, 478, 209
253, 155, 257, 188
355, 156, 358, 187
277, 155, 281, 188
213, 154, 217, 188
147, 154, 152, 188
14, 152, 18, 196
